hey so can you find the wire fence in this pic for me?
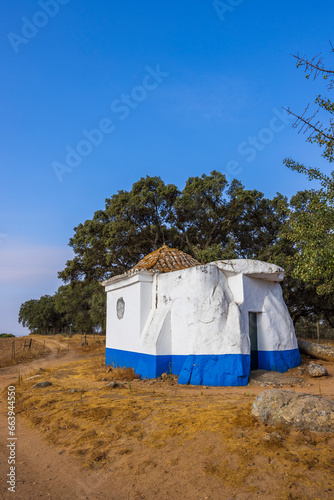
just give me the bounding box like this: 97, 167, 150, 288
295, 320, 334, 342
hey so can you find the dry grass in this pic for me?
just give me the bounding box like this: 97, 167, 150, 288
0, 337, 51, 368
10, 355, 334, 496
0, 334, 105, 368
30, 333, 105, 353
0, 334, 105, 369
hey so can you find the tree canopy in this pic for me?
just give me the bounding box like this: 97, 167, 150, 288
283, 46, 334, 295
18, 48, 334, 335
18, 295, 69, 334
58, 171, 290, 284
19, 165, 334, 334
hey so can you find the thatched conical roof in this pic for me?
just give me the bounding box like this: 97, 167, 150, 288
102, 245, 200, 286
131, 244, 200, 273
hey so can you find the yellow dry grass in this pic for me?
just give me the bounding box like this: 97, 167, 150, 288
30, 333, 105, 353
10, 355, 334, 497
0, 338, 51, 368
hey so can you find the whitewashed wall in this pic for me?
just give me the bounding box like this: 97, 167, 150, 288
105, 259, 300, 384
105, 271, 153, 353
141, 264, 249, 356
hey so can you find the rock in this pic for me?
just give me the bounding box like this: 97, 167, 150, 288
262, 431, 282, 442
107, 381, 124, 388
251, 389, 334, 433
33, 381, 52, 389
307, 363, 328, 378
298, 339, 334, 362
249, 370, 304, 388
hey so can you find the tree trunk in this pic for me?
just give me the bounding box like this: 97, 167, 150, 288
298, 339, 334, 362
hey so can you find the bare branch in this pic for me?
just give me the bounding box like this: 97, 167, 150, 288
283, 106, 332, 141
292, 51, 334, 89
292, 54, 334, 76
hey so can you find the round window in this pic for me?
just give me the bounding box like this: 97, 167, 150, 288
116, 297, 125, 319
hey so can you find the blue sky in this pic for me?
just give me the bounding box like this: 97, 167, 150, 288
1, 0, 333, 334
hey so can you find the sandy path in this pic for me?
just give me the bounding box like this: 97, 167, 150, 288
0, 343, 224, 500
0, 342, 109, 500
0, 342, 333, 500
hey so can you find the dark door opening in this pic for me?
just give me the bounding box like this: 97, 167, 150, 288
249, 312, 258, 370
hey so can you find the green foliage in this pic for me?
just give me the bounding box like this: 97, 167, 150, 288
174, 171, 230, 258
90, 284, 106, 332
295, 316, 334, 340
0, 333, 15, 338
284, 48, 334, 295
287, 190, 334, 295
59, 171, 289, 284
19, 160, 334, 331
54, 282, 102, 334
18, 295, 69, 334
58, 176, 180, 283
21, 171, 293, 334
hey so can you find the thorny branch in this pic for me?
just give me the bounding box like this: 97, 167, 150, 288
292, 46, 334, 90
282, 105, 333, 140
283, 44, 334, 144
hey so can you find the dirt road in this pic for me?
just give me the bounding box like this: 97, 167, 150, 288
0, 340, 333, 500
0, 340, 108, 500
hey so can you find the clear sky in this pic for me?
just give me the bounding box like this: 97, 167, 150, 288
1, 0, 333, 335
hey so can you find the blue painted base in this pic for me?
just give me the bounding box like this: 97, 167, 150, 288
257, 348, 301, 373
105, 348, 171, 380
105, 347, 301, 386
177, 354, 250, 386
105, 348, 250, 386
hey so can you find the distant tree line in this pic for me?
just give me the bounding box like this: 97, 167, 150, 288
18, 47, 334, 337
18, 170, 333, 336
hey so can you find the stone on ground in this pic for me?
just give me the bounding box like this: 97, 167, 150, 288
251, 389, 334, 433
107, 381, 124, 388
33, 381, 53, 389
248, 370, 304, 387
307, 363, 329, 378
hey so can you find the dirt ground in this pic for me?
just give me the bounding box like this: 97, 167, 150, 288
0, 336, 333, 500
0, 337, 51, 368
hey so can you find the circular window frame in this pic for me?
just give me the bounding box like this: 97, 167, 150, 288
116, 297, 125, 319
